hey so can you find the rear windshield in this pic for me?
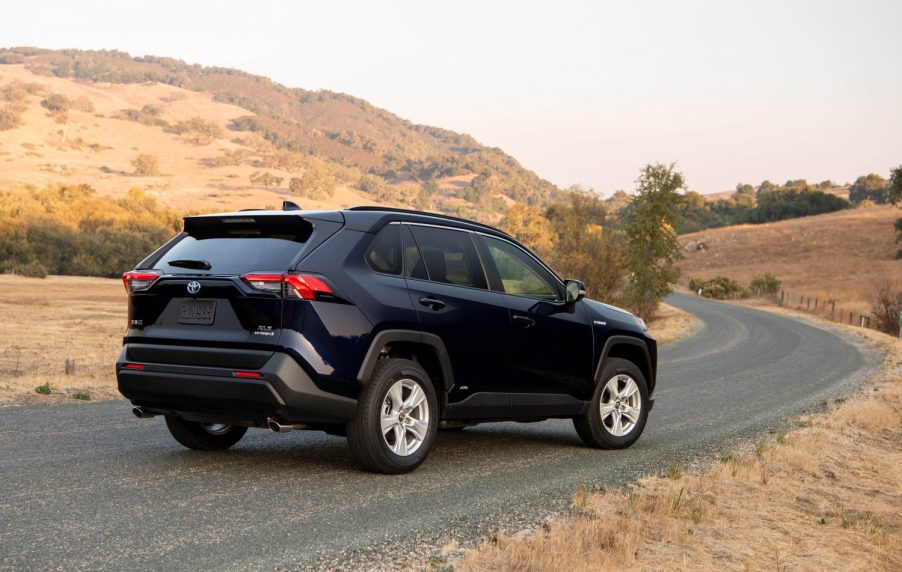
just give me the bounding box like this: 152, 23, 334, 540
154, 215, 312, 274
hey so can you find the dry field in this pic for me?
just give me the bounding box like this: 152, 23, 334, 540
0, 274, 689, 405
678, 205, 902, 319
0, 274, 125, 404
452, 315, 902, 571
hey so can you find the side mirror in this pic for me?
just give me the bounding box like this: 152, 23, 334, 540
564, 279, 586, 303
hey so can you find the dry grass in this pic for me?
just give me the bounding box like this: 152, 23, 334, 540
454, 320, 902, 572
0, 274, 124, 404
647, 302, 699, 346
678, 206, 902, 319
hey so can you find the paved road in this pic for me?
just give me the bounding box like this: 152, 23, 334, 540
0, 295, 879, 571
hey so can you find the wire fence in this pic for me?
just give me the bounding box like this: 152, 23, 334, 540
777, 290, 875, 329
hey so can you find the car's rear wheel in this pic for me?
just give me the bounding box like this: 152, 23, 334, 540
574, 358, 649, 449
347, 358, 438, 474
164, 416, 248, 451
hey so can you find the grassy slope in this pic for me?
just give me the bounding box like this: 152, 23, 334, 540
678, 205, 902, 318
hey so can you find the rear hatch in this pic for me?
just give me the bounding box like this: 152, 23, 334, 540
123, 212, 341, 369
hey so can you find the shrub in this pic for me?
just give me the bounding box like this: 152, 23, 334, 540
871, 282, 902, 335
72, 391, 91, 401
172, 116, 223, 145
35, 383, 52, 395
749, 273, 781, 296
0, 106, 23, 130
132, 153, 160, 176
692, 276, 746, 299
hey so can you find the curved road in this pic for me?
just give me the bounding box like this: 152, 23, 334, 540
0, 295, 879, 570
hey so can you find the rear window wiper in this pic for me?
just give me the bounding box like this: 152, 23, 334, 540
167, 259, 212, 270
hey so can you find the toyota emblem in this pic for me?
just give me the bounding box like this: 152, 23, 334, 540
186, 281, 202, 295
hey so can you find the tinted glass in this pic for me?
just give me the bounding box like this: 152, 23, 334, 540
366, 224, 402, 275
402, 225, 428, 280
155, 216, 311, 274
482, 236, 559, 299
408, 226, 487, 289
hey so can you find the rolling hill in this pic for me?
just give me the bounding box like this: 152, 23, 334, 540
0, 47, 559, 218
678, 205, 902, 318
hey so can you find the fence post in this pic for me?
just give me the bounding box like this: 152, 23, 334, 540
815, 298, 818, 311
806, 297, 810, 310
800, 295, 803, 307
831, 300, 836, 318
780, 290, 784, 305
64, 358, 75, 376
849, 311, 853, 325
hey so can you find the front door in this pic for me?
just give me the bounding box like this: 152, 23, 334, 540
476, 234, 594, 410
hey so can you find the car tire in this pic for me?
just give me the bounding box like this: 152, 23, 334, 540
347, 358, 438, 474
164, 416, 248, 451
574, 358, 649, 449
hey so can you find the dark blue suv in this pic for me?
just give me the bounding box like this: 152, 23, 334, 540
117, 205, 657, 473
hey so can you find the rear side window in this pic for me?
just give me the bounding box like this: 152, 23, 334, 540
154, 215, 312, 274
408, 225, 487, 289
366, 224, 402, 275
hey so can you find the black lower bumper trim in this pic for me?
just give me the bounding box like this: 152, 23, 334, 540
117, 347, 357, 425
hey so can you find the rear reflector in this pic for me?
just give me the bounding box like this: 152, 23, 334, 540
241, 273, 333, 300
124, 363, 144, 370
233, 371, 263, 378
122, 270, 162, 293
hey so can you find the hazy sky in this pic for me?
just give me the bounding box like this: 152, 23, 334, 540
2, 0, 901, 195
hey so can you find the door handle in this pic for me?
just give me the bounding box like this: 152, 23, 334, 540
512, 315, 536, 328
419, 296, 446, 311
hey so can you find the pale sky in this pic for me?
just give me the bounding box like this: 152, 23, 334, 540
2, 0, 901, 195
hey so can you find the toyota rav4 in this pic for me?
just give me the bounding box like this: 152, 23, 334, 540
117, 204, 657, 473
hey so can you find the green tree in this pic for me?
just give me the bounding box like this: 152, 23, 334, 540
623, 163, 685, 320
545, 187, 626, 303
172, 117, 223, 145
289, 163, 336, 200
498, 203, 555, 257
131, 153, 160, 176
849, 173, 888, 204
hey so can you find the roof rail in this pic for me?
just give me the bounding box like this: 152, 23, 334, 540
345, 205, 506, 235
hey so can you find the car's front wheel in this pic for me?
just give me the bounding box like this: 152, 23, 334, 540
164, 416, 248, 451
574, 358, 649, 449
347, 358, 438, 474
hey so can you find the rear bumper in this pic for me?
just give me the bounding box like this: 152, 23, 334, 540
116, 345, 357, 426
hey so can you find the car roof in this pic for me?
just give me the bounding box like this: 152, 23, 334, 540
340, 206, 512, 238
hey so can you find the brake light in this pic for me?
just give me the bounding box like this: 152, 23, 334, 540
124, 363, 144, 370
241, 273, 333, 300
122, 270, 161, 293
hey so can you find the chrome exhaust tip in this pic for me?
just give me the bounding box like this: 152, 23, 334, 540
132, 406, 157, 419
267, 418, 310, 433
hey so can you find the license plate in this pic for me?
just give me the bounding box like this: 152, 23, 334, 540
178, 300, 216, 325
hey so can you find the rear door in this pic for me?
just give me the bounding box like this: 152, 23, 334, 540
125, 214, 328, 366
402, 224, 510, 412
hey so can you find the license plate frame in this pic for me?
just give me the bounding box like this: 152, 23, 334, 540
177, 299, 216, 326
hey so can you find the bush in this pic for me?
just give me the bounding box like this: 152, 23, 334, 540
871, 282, 902, 335
172, 116, 223, 145
132, 153, 160, 176
0, 106, 23, 130
35, 383, 52, 395
749, 273, 781, 296
691, 276, 746, 299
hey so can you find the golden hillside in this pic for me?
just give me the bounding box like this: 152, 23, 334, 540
0, 48, 558, 217
678, 205, 901, 316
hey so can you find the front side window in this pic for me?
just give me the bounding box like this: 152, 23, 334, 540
481, 236, 560, 299
408, 225, 487, 289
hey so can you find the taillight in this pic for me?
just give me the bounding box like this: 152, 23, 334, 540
240, 273, 333, 300
122, 270, 161, 293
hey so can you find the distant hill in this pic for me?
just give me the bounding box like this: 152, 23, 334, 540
678, 205, 901, 318
0, 47, 560, 219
